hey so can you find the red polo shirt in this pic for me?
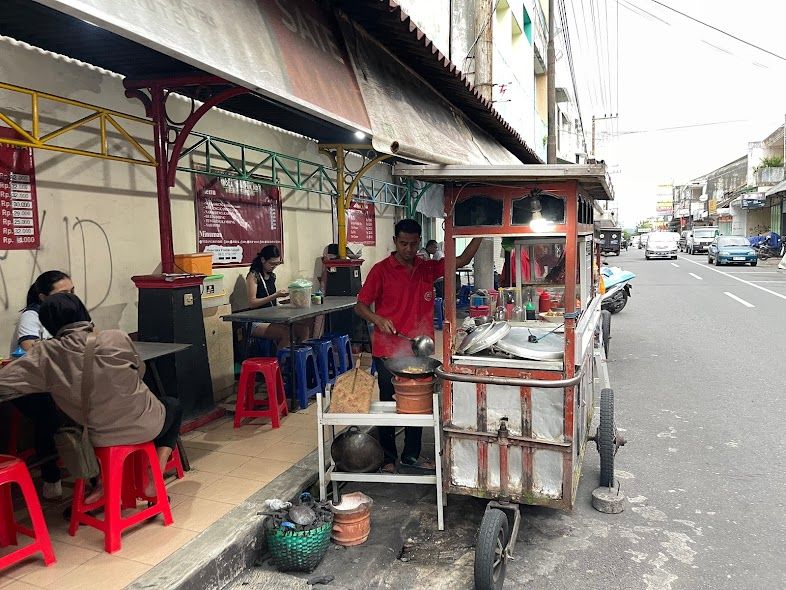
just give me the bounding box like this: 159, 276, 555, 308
358, 254, 444, 358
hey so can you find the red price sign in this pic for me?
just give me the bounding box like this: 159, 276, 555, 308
346, 200, 376, 245
0, 128, 39, 250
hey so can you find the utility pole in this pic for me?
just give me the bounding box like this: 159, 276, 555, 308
591, 114, 618, 157
472, 0, 495, 290
546, 0, 556, 164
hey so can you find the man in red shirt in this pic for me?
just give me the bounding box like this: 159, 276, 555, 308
356, 219, 481, 473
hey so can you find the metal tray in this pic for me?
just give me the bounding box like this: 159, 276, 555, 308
493, 327, 564, 361
457, 320, 511, 355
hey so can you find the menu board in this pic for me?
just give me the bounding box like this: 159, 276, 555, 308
0, 129, 39, 250
194, 173, 283, 266
346, 200, 376, 245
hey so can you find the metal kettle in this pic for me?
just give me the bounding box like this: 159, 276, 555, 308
330, 426, 384, 473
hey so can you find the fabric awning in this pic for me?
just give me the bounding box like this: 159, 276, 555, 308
337, 17, 518, 165
30, 0, 522, 165
34, 0, 372, 135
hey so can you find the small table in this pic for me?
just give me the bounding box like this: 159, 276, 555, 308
135, 341, 192, 472
222, 296, 358, 411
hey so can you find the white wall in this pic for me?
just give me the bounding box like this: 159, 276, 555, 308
0, 39, 397, 347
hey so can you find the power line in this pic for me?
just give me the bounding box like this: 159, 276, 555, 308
642, 0, 786, 62
616, 119, 749, 135
558, 0, 588, 153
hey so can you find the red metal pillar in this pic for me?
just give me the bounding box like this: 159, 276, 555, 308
149, 84, 176, 274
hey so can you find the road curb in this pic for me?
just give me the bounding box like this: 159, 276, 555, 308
126, 451, 320, 590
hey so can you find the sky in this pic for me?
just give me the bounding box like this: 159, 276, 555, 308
565, 0, 786, 227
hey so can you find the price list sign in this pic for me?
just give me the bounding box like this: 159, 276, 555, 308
0, 129, 39, 250
194, 173, 283, 266
346, 200, 376, 245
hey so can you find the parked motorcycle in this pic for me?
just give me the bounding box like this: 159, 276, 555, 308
601, 265, 635, 314
749, 232, 782, 260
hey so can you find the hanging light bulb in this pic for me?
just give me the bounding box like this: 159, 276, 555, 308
529, 197, 554, 232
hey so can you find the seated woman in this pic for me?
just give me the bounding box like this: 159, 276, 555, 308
0, 293, 182, 502
9, 270, 75, 500
246, 244, 309, 348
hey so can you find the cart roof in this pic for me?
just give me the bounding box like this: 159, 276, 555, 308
394, 163, 614, 201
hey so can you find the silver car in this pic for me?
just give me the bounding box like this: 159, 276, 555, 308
645, 232, 679, 260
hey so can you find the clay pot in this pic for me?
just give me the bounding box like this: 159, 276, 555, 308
331, 492, 373, 547
392, 376, 435, 414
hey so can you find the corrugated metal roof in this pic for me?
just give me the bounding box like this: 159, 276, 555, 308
328, 0, 542, 165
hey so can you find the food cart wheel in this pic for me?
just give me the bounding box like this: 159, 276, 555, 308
600, 310, 612, 359
598, 388, 615, 487
474, 508, 509, 590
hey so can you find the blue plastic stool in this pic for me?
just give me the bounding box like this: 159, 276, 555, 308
323, 333, 353, 374
303, 338, 338, 389
433, 297, 444, 330
276, 346, 323, 409
457, 285, 473, 309
251, 337, 276, 358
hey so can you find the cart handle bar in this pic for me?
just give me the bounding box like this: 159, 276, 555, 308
435, 366, 582, 388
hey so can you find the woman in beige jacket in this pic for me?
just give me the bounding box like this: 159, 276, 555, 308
0, 293, 182, 500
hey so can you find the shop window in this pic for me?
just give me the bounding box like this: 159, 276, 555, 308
454, 195, 504, 227
522, 6, 533, 43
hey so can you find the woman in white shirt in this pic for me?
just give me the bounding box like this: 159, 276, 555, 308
10, 270, 74, 500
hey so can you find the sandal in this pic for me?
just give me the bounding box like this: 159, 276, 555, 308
400, 457, 436, 470
380, 463, 396, 474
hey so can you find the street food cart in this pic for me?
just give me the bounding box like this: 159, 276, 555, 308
596, 221, 623, 255
395, 164, 623, 590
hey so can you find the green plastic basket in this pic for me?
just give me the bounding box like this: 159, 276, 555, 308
265, 520, 332, 572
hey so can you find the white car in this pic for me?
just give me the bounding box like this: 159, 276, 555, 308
645, 232, 679, 260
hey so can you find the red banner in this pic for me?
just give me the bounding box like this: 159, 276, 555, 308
0, 128, 39, 250
346, 200, 376, 245
194, 174, 283, 266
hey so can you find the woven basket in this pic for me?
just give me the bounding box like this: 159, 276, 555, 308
266, 520, 332, 572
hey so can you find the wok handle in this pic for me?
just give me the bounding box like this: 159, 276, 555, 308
435, 366, 582, 388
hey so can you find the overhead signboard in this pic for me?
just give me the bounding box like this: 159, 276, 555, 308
655, 199, 673, 214
741, 192, 766, 209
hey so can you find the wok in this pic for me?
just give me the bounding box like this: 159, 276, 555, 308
383, 356, 442, 378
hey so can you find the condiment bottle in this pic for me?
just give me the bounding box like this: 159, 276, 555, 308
539, 290, 551, 313
525, 294, 536, 320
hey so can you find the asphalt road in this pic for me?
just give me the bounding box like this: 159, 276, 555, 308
245, 249, 786, 590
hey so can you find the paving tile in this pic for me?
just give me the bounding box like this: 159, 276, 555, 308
164, 469, 220, 498
0, 579, 43, 589
228, 457, 293, 483
184, 449, 251, 475
38, 553, 150, 590
166, 496, 235, 533
193, 475, 264, 504
103, 525, 197, 566
254, 442, 314, 463
6, 541, 99, 587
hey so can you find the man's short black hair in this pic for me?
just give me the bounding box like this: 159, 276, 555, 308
426, 239, 438, 248
394, 218, 422, 237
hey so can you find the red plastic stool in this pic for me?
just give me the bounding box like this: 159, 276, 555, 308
69, 442, 173, 553
6, 407, 35, 461
234, 357, 289, 428
165, 445, 185, 479
0, 455, 56, 570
